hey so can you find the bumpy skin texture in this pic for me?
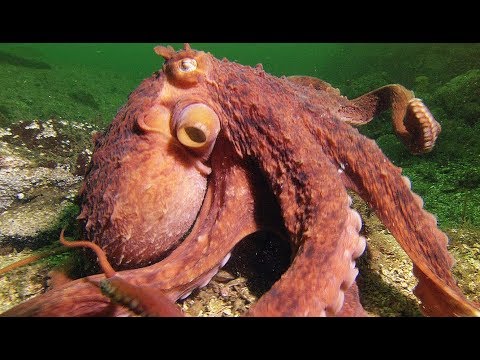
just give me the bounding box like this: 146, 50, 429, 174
2, 44, 478, 317
76, 77, 209, 269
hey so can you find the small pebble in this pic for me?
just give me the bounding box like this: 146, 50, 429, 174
220, 286, 230, 297
16, 193, 25, 200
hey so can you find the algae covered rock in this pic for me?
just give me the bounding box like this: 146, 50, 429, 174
414, 75, 432, 100
0, 119, 96, 252
433, 69, 480, 126
0, 118, 96, 313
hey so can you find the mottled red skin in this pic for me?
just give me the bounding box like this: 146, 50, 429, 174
2, 45, 478, 317
76, 75, 210, 269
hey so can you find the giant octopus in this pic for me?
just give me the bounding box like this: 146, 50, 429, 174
2, 44, 479, 317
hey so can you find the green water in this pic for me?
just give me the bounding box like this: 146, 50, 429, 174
0, 43, 479, 228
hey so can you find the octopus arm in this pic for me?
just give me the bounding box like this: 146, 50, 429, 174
246, 188, 365, 316
337, 282, 367, 316
1, 263, 185, 317
345, 85, 441, 154
124, 136, 368, 317
328, 124, 479, 316
241, 134, 366, 316
287, 75, 341, 96
288, 76, 440, 154
1, 277, 121, 317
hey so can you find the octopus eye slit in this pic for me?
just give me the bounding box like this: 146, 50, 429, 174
177, 123, 208, 148
184, 126, 207, 144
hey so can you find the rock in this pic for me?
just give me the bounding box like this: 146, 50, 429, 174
0, 119, 96, 251
414, 75, 431, 98
447, 227, 480, 303
433, 69, 480, 126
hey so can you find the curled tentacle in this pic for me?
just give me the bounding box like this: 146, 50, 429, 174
403, 98, 441, 154
60, 228, 116, 278
344, 85, 440, 154
288, 75, 440, 154
0, 246, 69, 277
60, 229, 183, 317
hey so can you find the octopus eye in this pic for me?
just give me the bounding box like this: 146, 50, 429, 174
175, 104, 220, 154
155, 44, 208, 87
179, 58, 197, 73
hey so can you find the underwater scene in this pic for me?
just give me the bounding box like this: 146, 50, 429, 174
0, 43, 479, 316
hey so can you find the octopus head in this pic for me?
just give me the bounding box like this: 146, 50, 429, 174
81, 44, 222, 269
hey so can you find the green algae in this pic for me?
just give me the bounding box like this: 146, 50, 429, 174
68, 90, 100, 110
0, 50, 51, 70
433, 69, 480, 126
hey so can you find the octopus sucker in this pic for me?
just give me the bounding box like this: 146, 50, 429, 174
401, 175, 412, 189
352, 236, 367, 260
402, 175, 426, 211
2, 44, 478, 317
347, 195, 353, 206
179, 290, 192, 300
341, 267, 359, 291
219, 252, 232, 268
333, 209, 364, 310
404, 98, 441, 154
412, 193, 425, 208
327, 289, 345, 315
197, 267, 220, 289
349, 208, 363, 234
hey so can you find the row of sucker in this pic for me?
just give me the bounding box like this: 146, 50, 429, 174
407, 98, 441, 152
99, 279, 147, 316
398, 173, 476, 316
401, 175, 446, 246
401, 176, 423, 207
326, 199, 366, 316
178, 252, 232, 300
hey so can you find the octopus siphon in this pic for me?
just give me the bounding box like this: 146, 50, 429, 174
2, 44, 478, 317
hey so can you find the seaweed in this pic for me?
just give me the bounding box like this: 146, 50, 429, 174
0, 105, 11, 127
433, 69, 480, 127
68, 90, 100, 110
0, 50, 51, 70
